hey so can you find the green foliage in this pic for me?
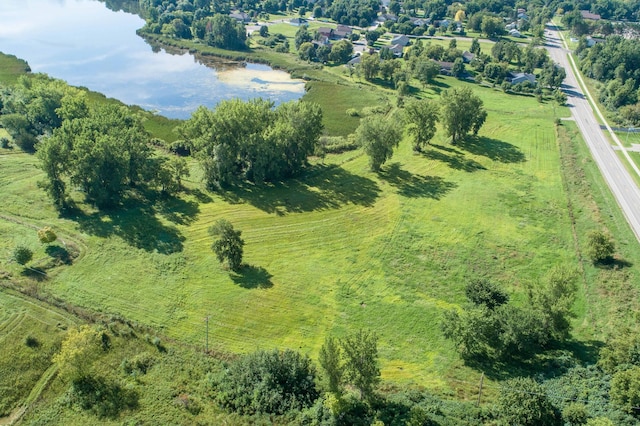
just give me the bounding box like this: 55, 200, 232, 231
342, 329, 380, 401
214, 348, 319, 415
13, 245, 33, 266
599, 330, 640, 374
404, 98, 439, 152
209, 219, 244, 271
53, 325, 102, 381
464, 279, 509, 310
37, 226, 57, 245
443, 267, 577, 361
68, 375, 139, 418
611, 366, 640, 415
355, 115, 402, 172
179, 99, 322, 188
319, 336, 343, 394
563, 403, 589, 425
586, 230, 615, 264
329, 40, 354, 64
205, 14, 247, 50
440, 87, 487, 144
481, 16, 506, 38
37, 102, 153, 208
496, 377, 561, 426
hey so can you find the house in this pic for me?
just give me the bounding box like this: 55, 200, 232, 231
462, 51, 476, 63
229, 11, 251, 23
290, 17, 308, 26
377, 13, 398, 23
347, 54, 362, 66
439, 19, 450, 29
317, 27, 333, 39
585, 36, 605, 47
509, 29, 522, 38
389, 44, 404, 57
436, 61, 454, 75
391, 34, 410, 47
505, 22, 517, 31
517, 8, 526, 14
517, 12, 529, 20
333, 24, 352, 39
508, 72, 536, 85
580, 10, 601, 21
410, 17, 429, 26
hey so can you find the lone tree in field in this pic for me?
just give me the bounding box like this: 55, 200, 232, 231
355, 115, 402, 172
209, 219, 244, 271
586, 230, 615, 264
404, 98, 439, 152
440, 87, 487, 144
13, 245, 33, 266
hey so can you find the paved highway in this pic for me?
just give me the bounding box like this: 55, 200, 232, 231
544, 25, 640, 243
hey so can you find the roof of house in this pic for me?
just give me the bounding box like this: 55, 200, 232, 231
317, 27, 333, 36
229, 11, 251, 22
391, 34, 410, 46
462, 51, 476, 63
336, 25, 352, 33
580, 10, 601, 20
508, 72, 536, 84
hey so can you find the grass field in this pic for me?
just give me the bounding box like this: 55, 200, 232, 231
1, 72, 590, 398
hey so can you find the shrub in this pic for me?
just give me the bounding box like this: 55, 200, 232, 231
37, 226, 57, 244
13, 245, 33, 266
25, 335, 40, 348
586, 230, 615, 264
346, 108, 359, 117
0, 137, 10, 149
214, 348, 319, 415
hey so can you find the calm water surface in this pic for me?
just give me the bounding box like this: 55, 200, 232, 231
0, 0, 305, 119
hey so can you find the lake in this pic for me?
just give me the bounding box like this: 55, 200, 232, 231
0, 0, 305, 119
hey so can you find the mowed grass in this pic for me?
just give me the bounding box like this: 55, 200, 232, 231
0, 289, 79, 416
303, 80, 392, 136
0, 75, 593, 397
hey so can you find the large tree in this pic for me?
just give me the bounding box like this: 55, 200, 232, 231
355, 115, 402, 172
209, 219, 244, 271
404, 98, 439, 152
205, 14, 247, 50
440, 87, 487, 144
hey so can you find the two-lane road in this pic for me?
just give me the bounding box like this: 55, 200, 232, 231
545, 25, 640, 243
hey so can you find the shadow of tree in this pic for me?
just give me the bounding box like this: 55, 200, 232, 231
595, 257, 633, 270
456, 136, 526, 164
220, 164, 381, 214
463, 339, 604, 381
45, 245, 73, 265
64, 192, 195, 254
422, 147, 486, 172
378, 163, 457, 199
229, 265, 273, 289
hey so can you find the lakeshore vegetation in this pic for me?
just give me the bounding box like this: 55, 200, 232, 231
2, 0, 640, 423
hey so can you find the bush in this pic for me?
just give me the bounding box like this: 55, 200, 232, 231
346, 108, 359, 117
0, 137, 10, 149
214, 348, 319, 415
25, 335, 40, 348
37, 226, 57, 244
13, 245, 33, 266
496, 377, 561, 426
586, 230, 615, 264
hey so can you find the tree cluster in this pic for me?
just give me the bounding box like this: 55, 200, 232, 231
325, 0, 380, 26
442, 267, 578, 361
578, 35, 640, 120
178, 98, 323, 188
